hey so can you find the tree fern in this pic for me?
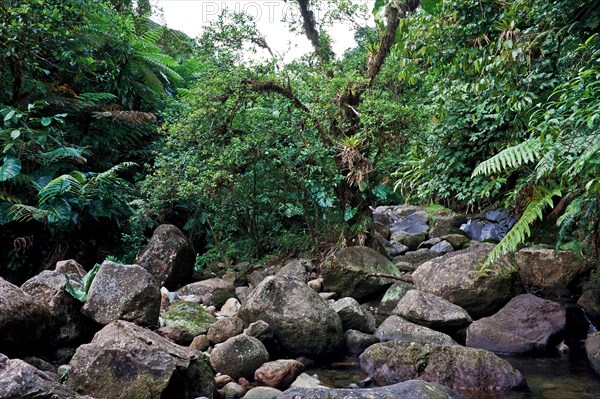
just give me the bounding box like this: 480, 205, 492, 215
38, 175, 83, 205
482, 184, 562, 267
472, 137, 541, 177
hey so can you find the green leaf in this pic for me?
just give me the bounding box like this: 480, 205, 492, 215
344, 207, 358, 221
40, 117, 52, 127
0, 156, 21, 182
421, 0, 442, 14
10, 129, 20, 139
3, 110, 16, 122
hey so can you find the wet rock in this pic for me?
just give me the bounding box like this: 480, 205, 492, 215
379, 281, 415, 316
178, 278, 235, 308
578, 289, 600, 326
81, 261, 160, 327
344, 330, 380, 356
210, 335, 269, 380
238, 276, 343, 357
390, 211, 430, 250
466, 294, 566, 354
67, 320, 214, 399
254, 359, 305, 390
243, 386, 282, 399
430, 240, 454, 255
375, 315, 456, 346
585, 332, 600, 375
21, 270, 91, 346
514, 248, 588, 294
360, 341, 526, 391
460, 208, 516, 242
412, 242, 523, 318
331, 297, 376, 334
279, 379, 467, 399
162, 301, 217, 337
0, 354, 87, 399
136, 224, 195, 290
322, 247, 402, 300
393, 290, 472, 329
207, 316, 244, 345
0, 277, 51, 355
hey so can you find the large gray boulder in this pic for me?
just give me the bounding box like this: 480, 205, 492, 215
466, 294, 566, 354
238, 276, 344, 357
0, 277, 51, 355
578, 289, 600, 326
67, 320, 214, 399
393, 290, 472, 329
21, 270, 91, 346
279, 380, 467, 399
514, 248, 588, 293
344, 330, 380, 356
254, 359, 305, 390
0, 354, 88, 399
390, 211, 430, 250
375, 315, 456, 345
585, 332, 600, 375
322, 247, 402, 300
460, 209, 516, 242
178, 278, 235, 308
412, 243, 523, 318
360, 341, 526, 391
136, 224, 195, 290
210, 335, 269, 380
81, 261, 160, 327
331, 297, 376, 334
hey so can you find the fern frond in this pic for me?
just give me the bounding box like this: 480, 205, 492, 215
8, 204, 52, 223
565, 133, 600, 178
38, 175, 83, 205
92, 110, 157, 125
38, 147, 89, 165
137, 63, 166, 93
75, 92, 117, 104
472, 138, 541, 177
482, 184, 562, 268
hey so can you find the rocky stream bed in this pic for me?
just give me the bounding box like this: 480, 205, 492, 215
1, 206, 599, 399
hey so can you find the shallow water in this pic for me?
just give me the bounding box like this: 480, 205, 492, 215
305, 354, 600, 399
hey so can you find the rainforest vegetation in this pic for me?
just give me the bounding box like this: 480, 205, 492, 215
1, 0, 599, 283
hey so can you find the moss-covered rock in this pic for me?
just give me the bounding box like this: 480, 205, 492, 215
162, 301, 217, 336
322, 247, 402, 300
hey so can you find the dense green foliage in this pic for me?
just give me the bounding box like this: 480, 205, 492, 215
1, 0, 599, 279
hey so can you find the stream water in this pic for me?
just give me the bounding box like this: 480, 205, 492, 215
305, 352, 600, 399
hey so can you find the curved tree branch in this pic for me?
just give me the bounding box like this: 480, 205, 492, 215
296, 0, 334, 65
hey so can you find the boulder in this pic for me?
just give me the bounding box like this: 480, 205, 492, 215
578, 289, 600, 326
394, 249, 438, 268
21, 270, 91, 346
331, 297, 376, 334
207, 316, 244, 344
67, 320, 214, 399
244, 320, 274, 342
55, 259, 86, 277
373, 232, 409, 258
344, 330, 380, 356
360, 341, 526, 391
379, 281, 415, 315
466, 294, 566, 354
390, 211, 430, 249
222, 382, 245, 398
243, 386, 282, 399
290, 373, 326, 389
238, 276, 343, 357
210, 335, 269, 380
276, 259, 309, 282
0, 277, 51, 355
375, 315, 456, 345
178, 278, 235, 308
514, 248, 588, 293
460, 209, 516, 242
219, 297, 241, 317
158, 325, 194, 345
162, 301, 217, 337
585, 332, 600, 375
441, 234, 471, 250
136, 224, 195, 290
0, 354, 88, 399
412, 242, 523, 318
430, 240, 454, 255
279, 380, 467, 399
254, 359, 305, 390
81, 261, 160, 326
322, 247, 402, 300
393, 290, 472, 329
190, 334, 210, 352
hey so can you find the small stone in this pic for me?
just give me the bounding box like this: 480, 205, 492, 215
190, 335, 211, 352
214, 374, 234, 388
207, 317, 244, 345
222, 382, 246, 398
307, 278, 323, 292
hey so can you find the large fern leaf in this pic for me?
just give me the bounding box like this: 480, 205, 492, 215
472, 138, 541, 177
482, 184, 562, 267
8, 204, 52, 223
38, 175, 83, 205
